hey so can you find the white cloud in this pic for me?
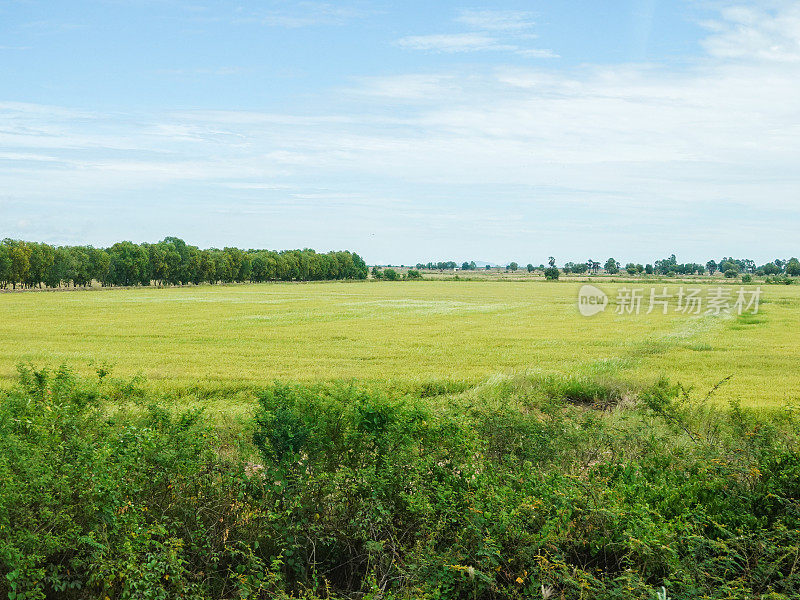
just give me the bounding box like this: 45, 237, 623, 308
394, 8, 556, 58
701, 3, 800, 62
235, 2, 365, 28
455, 10, 537, 31
395, 33, 506, 53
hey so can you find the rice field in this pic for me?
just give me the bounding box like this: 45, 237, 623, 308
0, 279, 797, 407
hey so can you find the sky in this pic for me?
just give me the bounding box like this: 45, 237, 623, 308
1, 0, 799, 265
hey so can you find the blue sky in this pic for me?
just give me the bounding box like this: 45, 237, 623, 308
1, 1, 799, 265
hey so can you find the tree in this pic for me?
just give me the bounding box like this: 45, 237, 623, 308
724, 269, 738, 278
4, 239, 32, 289
625, 263, 637, 275
26, 243, 55, 289
383, 268, 399, 281
548, 257, 556, 268
0, 244, 11, 287
405, 269, 422, 280
507, 262, 519, 272
762, 262, 780, 275
108, 241, 150, 286
655, 254, 678, 275
645, 264, 654, 275
526, 264, 534, 273
706, 260, 717, 275
786, 258, 800, 277
544, 267, 559, 280
604, 258, 619, 275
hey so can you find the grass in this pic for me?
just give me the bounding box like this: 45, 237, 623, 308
1, 279, 798, 407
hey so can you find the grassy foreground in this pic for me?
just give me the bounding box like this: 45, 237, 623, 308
2, 366, 800, 599
1, 280, 798, 407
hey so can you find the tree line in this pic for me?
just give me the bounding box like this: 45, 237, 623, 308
0, 237, 368, 289
415, 254, 800, 278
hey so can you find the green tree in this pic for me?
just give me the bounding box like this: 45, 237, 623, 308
762, 262, 780, 275
544, 267, 560, 280
786, 258, 800, 276
3, 239, 32, 289
0, 244, 11, 287
507, 262, 519, 272
604, 258, 620, 274
26, 243, 55, 288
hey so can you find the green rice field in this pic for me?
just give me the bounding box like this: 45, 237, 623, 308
1, 279, 797, 407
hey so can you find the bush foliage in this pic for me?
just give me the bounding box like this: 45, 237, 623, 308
2, 367, 800, 599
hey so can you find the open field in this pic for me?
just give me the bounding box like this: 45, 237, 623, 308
0, 279, 797, 407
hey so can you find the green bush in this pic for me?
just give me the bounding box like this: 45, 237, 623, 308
3, 367, 800, 599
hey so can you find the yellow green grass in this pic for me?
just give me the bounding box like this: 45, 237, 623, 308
0, 280, 797, 407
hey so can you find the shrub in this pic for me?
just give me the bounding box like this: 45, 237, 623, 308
383, 268, 399, 281
724, 268, 738, 278
544, 267, 560, 280
4, 368, 800, 599
405, 269, 422, 280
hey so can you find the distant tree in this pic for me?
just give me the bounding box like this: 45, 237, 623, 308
371, 266, 383, 279
3, 239, 32, 289
0, 244, 11, 287
786, 258, 800, 277
548, 256, 556, 268
26, 243, 55, 289
655, 254, 678, 275
574, 262, 589, 274
706, 260, 717, 275
762, 262, 781, 275
724, 269, 738, 278
604, 258, 620, 275
625, 263, 637, 275
507, 262, 519, 272
485, 264, 492, 270
544, 267, 560, 280
405, 269, 422, 280
383, 268, 400, 281
720, 260, 740, 274
526, 263, 534, 273
645, 264, 654, 275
